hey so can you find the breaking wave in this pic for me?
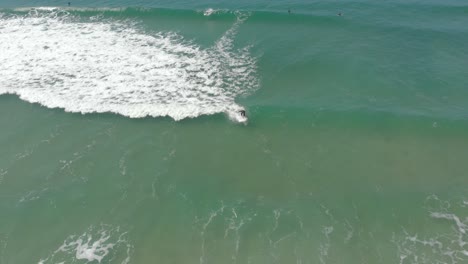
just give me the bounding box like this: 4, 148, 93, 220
0, 8, 258, 122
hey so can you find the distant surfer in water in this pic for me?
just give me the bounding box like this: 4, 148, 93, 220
240, 110, 246, 117
68, 2, 71, 6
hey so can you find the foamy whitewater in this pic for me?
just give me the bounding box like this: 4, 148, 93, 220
38, 225, 132, 264
1, 0, 468, 263
0, 8, 257, 122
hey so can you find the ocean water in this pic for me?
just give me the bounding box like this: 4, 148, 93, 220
1, 0, 468, 263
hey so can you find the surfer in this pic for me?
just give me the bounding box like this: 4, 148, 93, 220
337, 12, 342, 16
68, 2, 71, 6
240, 110, 246, 117
288, 9, 291, 14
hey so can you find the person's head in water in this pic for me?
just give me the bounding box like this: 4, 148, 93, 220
240, 110, 246, 117
68, 2, 71, 6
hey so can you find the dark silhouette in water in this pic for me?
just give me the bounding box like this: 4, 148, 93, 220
68, 2, 71, 6
337, 12, 342, 16
240, 110, 246, 117
288, 9, 291, 14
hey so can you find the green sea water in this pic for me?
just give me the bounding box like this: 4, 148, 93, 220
1, 1, 468, 263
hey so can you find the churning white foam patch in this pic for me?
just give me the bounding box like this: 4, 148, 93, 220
0, 8, 258, 122
38, 225, 131, 264
203, 8, 216, 16
202, 8, 226, 17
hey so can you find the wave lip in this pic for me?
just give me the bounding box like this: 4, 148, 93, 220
0, 8, 258, 122
203, 8, 217, 16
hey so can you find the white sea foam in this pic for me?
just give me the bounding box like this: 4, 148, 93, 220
39, 225, 131, 263
203, 8, 226, 17
203, 8, 216, 16
0, 8, 257, 122
394, 196, 468, 264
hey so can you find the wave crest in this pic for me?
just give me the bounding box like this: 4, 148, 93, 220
0, 8, 258, 122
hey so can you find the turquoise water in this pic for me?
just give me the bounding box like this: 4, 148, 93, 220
1, 1, 468, 263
